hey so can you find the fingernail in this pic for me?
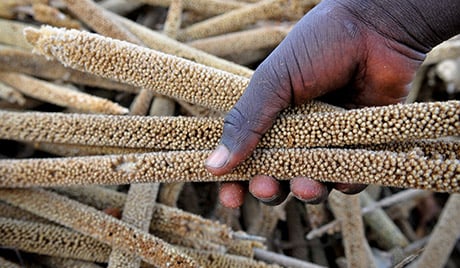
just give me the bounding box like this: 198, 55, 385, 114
205, 145, 230, 168
258, 194, 279, 203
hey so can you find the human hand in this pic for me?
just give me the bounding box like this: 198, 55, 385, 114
205, 0, 459, 208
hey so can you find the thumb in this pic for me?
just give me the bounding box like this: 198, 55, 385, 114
204, 42, 300, 175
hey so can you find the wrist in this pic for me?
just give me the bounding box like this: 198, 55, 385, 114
336, 0, 460, 53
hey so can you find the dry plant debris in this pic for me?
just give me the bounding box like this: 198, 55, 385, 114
409, 193, 460, 268
188, 25, 291, 57
0, 188, 199, 267
140, 0, 246, 17
0, 45, 139, 93
0, 71, 129, 114
0, 217, 111, 262
0, 1, 459, 267
329, 191, 377, 268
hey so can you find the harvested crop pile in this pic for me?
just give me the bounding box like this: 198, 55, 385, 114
0, 0, 458, 267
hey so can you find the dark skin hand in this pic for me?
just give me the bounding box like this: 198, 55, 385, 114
205, 0, 460, 208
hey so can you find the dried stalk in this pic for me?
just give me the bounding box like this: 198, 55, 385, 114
285, 199, 308, 260
234, 48, 274, 65
0, 101, 458, 150
158, 182, 183, 207
411, 194, 460, 268
155, 230, 227, 252
163, 0, 183, 39
179, 247, 281, 268
139, 0, 246, 16
99, 0, 143, 14
0, 18, 34, 49
0, 201, 50, 224
149, 96, 176, 116
0, 188, 198, 267
52, 186, 126, 210
306, 221, 339, 241
305, 203, 327, 229
360, 191, 409, 250
0, 72, 128, 114
253, 248, 326, 268
177, 100, 223, 117
0, 81, 25, 105
115, 14, 254, 77
107, 184, 159, 268
188, 25, 290, 57
128, 0, 181, 116
424, 38, 460, 65
361, 189, 430, 214
247, 201, 286, 237
0, 147, 458, 192
62, 0, 144, 45
36, 256, 104, 268
129, 89, 154, 115
306, 189, 430, 240
177, 0, 287, 41
0, 256, 21, 268
329, 191, 377, 268
0, 217, 111, 262
51, 186, 248, 250
0, 45, 139, 93
147, 1, 184, 203
32, 3, 82, 29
